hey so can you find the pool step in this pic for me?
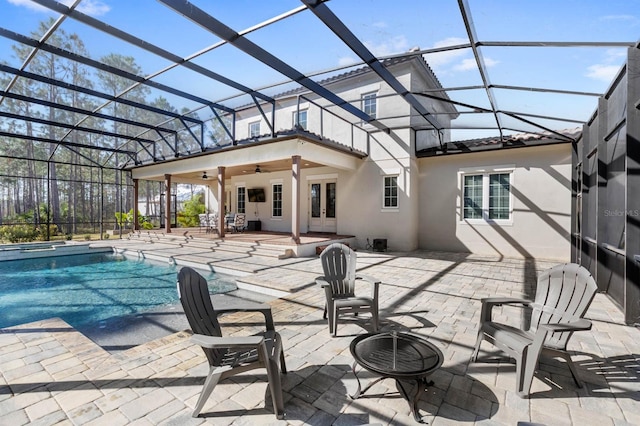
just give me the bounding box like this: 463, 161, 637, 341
184, 239, 285, 258
114, 245, 280, 278
125, 232, 288, 258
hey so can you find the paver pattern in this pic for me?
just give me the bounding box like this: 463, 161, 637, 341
1, 237, 638, 425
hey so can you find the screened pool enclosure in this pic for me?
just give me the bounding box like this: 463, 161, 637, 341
1, 1, 639, 321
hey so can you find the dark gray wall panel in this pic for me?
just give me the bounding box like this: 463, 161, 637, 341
625, 47, 640, 325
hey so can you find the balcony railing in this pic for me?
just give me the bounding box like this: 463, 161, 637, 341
297, 94, 370, 153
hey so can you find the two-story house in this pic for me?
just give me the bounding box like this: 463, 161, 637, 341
130, 54, 574, 260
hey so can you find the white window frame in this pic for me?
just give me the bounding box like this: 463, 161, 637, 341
248, 121, 260, 138
292, 109, 308, 130
271, 182, 283, 218
362, 91, 377, 119
236, 183, 246, 214
459, 166, 514, 225
382, 174, 399, 209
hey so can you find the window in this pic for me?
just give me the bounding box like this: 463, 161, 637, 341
362, 92, 377, 119
462, 171, 512, 222
272, 183, 282, 217
326, 182, 336, 218
237, 186, 246, 214
463, 175, 483, 219
383, 175, 398, 208
488, 173, 510, 219
293, 110, 307, 130
248, 121, 260, 138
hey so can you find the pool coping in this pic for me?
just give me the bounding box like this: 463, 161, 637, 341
0, 241, 112, 262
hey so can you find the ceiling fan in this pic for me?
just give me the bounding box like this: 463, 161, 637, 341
254, 165, 272, 174
242, 164, 271, 174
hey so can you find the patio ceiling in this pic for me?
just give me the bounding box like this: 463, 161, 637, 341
130, 133, 356, 183
0, 0, 638, 170
140, 158, 327, 183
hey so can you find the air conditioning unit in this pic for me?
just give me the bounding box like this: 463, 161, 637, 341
372, 239, 387, 252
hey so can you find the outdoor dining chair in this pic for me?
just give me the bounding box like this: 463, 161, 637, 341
198, 214, 208, 233
206, 213, 218, 233
471, 263, 597, 397
177, 267, 287, 418
231, 213, 246, 233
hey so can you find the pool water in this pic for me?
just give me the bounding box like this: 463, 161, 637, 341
0, 253, 236, 329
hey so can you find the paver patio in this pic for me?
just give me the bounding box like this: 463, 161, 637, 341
1, 240, 638, 425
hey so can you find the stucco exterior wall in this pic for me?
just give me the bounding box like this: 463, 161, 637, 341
135, 57, 526, 255
234, 68, 414, 153
418, 144, 572, 260
336, 128, 420, 251
227, 63, 431, 251
132, 57, 570, 259
220, 151, 421, 251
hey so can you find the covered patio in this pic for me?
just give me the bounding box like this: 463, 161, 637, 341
131, 130, 367, 243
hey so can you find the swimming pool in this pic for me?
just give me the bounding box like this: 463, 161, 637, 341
0, 252, 236, 329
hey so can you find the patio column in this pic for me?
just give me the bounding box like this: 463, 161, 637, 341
291, 155, 301, 243
217, 166, 226, 237
164, 173, 171, 234
133, 178, 139, 230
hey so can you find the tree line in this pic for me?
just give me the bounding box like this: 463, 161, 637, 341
0, 18, 204, 239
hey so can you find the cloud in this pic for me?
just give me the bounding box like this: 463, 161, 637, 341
433, 37, 469, 49
371, 21, 388, 29
425, 37, 469, 69
75, 0, 110, 16
600, 14, 638, 22
603, 48, 627, 62
483, 57, 499, 67
453, 58, 476, 71
452, 57, 499, 71
337, 56, 358, 67
586, 64, 622, 82
425, 37, 499, 74
364, 35, 409, 56
7, 0, 49, 12
585, 48, 626, 82
8, 0, 110, 16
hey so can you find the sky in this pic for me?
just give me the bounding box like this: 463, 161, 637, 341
2, 0, 640, 140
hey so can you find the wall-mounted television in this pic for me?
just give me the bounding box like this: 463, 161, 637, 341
247, 187, 266, 202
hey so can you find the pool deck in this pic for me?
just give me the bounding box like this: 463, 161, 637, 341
1, 235, 639, 425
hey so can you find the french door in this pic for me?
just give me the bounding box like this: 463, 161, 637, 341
309, 179, 336, 233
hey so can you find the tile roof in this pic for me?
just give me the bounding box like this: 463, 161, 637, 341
207, 126, 367, 157
417, 127, 582, 157
235, 54, 444, 109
